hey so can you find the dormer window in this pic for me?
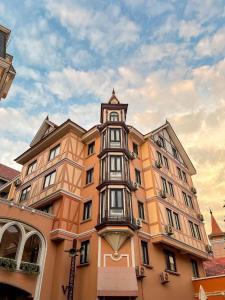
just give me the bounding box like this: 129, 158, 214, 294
110, 112, 119, 122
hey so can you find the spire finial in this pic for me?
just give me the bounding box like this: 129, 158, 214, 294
112, 88, 115, 95
210, 209, 212, 214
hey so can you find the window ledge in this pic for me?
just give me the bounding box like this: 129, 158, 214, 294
142, 263, 153, 269
84, 182, 94, 188
80, 218, 92, 224
165, 269, 180, 276
86, 153, 95, 158
77, 262, 89, 268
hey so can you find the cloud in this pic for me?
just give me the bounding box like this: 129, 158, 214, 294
196, 27, 225, 57
45, 0, 140, 54
179, 20, 204, 41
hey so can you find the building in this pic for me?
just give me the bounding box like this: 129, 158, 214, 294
0, 24, 16, 100
0, 92, 210, 300
0, 163, 20, 198
192, 209, 225, 299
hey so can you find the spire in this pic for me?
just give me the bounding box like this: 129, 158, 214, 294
210, 210, 224, 236
108, 89, 120, 104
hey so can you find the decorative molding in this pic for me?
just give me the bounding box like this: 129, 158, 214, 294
103, 254, 129, 267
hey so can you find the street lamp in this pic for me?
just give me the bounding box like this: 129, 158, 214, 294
62, 239, 83, 300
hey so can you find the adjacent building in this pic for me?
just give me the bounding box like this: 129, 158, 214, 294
0, 92, 210, 300
0, 24, 16, 100
0, 163, 20, 198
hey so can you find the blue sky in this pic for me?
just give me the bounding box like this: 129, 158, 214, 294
0, 0, 225, 232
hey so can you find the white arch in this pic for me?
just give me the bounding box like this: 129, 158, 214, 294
0, 219, 47, 300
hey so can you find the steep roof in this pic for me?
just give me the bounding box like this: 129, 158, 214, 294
0, 163, 20, 181
209, 210, 224, 237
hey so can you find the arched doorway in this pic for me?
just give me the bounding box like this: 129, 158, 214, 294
0, 283, 33, 300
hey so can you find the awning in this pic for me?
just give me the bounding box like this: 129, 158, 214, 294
97, 267, 138, 297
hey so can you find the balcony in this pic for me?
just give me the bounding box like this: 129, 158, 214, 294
96, 210, 138, 231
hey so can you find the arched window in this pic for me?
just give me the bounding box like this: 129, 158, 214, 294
22, 234, 41, 264
110, 112, 119, 122
0, 225, 21, 259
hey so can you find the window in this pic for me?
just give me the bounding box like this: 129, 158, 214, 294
183, 192, 194, 208
166, 209, 181, 230
86, 168, 94, 185
133, 143, 139, 156
166, 208, 174, 227
83, 201, 92, 220
172, 147, 178, 159
173, 213, 181, 230
80, 240, 89, 264
43, 170, 56, 189
157, 151, 163, 164
182, 191, 189, 206
141, 241, 149, 265
20, 186, 31, 202
110, 112, 119, 122
165, 250, 176, 272
189, 221, 201, 240
168, 182, 175, 197
182, 171, 187, 183
191, 259, 199, 278
49, 144, 60, 161
110, 156, 122, 178
163, 156, 169, 169
138, 202, 145, 219
27, 160, 37, 175
110, 128, 121, 147
110, 189, 123, 213
38, 204, 53, 214
22, 234, 40, 264
188, 195, 194, 208
177, 167, 182, 180
159, 135, 165, 148
161, 177, 168, 193
135, 169, 141, 185
88, 141, 95, 156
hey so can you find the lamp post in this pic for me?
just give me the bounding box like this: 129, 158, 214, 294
63, 239, 83, 300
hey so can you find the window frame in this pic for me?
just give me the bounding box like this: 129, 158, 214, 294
138, 201, 145, 220
86, 168, 94, 185
83, 200, 92, 220
43, 170, 56, 189
135, 169, 142, 185
173, 212, 181, 230
27, 160, 37, 175
20, 185, 31, 202
161, 177, 168, 193
168, 181, 175, 197
159, 135, 166, 148
110, 112, 119, 122
133, 143, 139, 156
166, 208, 174, 227
157, 151, 163, 164
87, 141, 95, 156
141, 240, 149, 265
163, 156, 169, 169
80, 240, 90, 265
110, 189, 123, 210
191, 259, 199, 278
164, 249, 177, 272
49, 144, 60, 161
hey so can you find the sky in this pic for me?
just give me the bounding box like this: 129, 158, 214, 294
0, 0, 225, 233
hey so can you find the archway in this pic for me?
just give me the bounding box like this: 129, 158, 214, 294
0, 283, 33, 300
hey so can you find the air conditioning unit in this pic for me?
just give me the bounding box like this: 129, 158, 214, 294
135, 266, 145, 278
191, 187, 197, 194
160, 272, 169, 284
135, 218, 143, 228
160, 190, 168, 199
156, 139, 162, 147
14, 178, 22, 187
197, 214, 204, 222
205, 244, 213, 254
133, 182, 140, 190
165, 224, 174, 236
155, 160, 162, 169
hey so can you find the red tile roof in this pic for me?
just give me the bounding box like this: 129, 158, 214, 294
0, 163, 20, 181
204, 257, 225, 276
210, 210, 224, 236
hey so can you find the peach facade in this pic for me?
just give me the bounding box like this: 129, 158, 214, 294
0, 24, 15, 100
0, 92, 210, 299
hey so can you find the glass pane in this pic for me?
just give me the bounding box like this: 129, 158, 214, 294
22, 234, 40, 263
0, 225, 21, 259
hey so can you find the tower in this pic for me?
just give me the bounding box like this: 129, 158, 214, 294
209, 210, 225, 258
